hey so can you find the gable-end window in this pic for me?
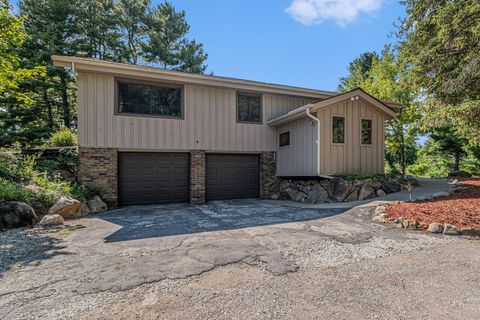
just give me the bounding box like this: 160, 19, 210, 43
117, 81, 182, 118
361, 119, 372, 145
237, 92, 262, 123
279, 131, 290, 147
332, 116, 345, 144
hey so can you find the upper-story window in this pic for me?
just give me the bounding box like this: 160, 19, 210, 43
117, 80, 182, 118
332, 116, 345, 144
237, 92, 262, 124
361, 119, 372, 145
279, 131, 290, 147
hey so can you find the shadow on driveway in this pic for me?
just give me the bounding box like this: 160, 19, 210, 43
99, 199, 348, 242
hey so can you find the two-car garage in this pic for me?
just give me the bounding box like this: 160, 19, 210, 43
118, 152, 260, 206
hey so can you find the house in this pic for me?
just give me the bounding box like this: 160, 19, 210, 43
52, 56, 399, 207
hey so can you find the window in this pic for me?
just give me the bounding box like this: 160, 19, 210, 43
117, 81, 182, 118
332, 116, 345, 144
237, 92, 262, 123
279, 131, 290, 147
361, 119, 372, 145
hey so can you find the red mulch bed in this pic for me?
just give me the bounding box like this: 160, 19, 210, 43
386, 178, 480, 229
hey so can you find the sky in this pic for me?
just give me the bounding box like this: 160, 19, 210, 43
164, 0, 405, 92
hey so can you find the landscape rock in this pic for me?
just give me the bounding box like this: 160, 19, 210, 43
0, 201, 38, 230
87, 196, 108, 214
332, 177, 350, 201
305, 188, 328, 204
381, 181, 401, 194
432, 192, 450, 198
48, 196, 82, 219
39, 214, 64, 226
460, 228, 480, 237
295, 192, 307, 202
346, 190, 359, 202
374, 205, 386, 214
402, 219, 419, 230
427, 223, 443, 233
80, 203, 91, 217
285, 189, 298, 201
443, 224, 461, 235
376, 189, 386, 197
372, 214, 386, 223
271, 194, 279, 200
358, 186, 376, 201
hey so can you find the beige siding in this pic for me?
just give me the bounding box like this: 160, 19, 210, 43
276, 117, 318, 176
317, 99, 385, 175
77, 73, 315, 152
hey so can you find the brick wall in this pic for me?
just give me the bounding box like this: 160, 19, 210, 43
260, 151, 279, 199
190, 150, 205, 205
78, 148, 118, 208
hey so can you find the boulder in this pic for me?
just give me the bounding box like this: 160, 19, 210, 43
460, 228, 480, 237
305, 188, 328, 204
346, 190, 359, 202
48, 196, 82, 219
80, 203, 91, 217
271, 194, 279, 200
381, 181, 401, 194
402, 219, 418, 230
331, 177, 350, 202
39, 214, 64, 226
0, 201, 38, 230
372, 214, 386, 223
279, 191, 291, 200
295, 192, 307, 202
443, 223, 461, 235
279, 180, 291, 191
87, 196, 108, 214
376, 189, 386, 197
358, 186, 376, 201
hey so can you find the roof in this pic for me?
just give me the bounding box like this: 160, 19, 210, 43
267, 88, 398, 126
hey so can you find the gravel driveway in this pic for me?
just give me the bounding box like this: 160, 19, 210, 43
1, 199, 479, 319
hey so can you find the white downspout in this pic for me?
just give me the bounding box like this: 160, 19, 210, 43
306, 106, 334, 179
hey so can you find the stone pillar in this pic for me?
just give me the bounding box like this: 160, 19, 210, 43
190, 150, 205, 205
78, 148, 118, 208
260, 151, 279, 199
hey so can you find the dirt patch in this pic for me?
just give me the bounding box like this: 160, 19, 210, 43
386, 178, 480, 229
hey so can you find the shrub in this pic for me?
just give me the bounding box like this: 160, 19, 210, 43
71, 184, 99, 202
0, 153, 22, 182
50, 128, 78, 147
333, 173, 389, 181
0, 177, 33, 203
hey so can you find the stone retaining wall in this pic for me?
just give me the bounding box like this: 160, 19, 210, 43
190, 150, 206, 205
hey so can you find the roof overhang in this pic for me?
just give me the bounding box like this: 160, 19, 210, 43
268, 88, 398, 127
51, 55, 337, 99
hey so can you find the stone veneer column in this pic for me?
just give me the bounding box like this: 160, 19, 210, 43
190, 150, 205, 205
78, 148, 118, 208
260, 151, 279, 199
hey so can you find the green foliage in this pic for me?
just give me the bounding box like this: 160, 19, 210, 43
142, 1, 208, 72
0, 177, 33, 203
71, 184, 99, 202
50, 128, 78, 147
338, 52, 378, 92
399, 0, 480, 146
461, 157, 480, 177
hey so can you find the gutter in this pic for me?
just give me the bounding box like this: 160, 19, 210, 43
306, 106, 334, 179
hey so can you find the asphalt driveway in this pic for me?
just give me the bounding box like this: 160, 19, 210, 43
1, 196, 479, 320
100, 199, 346, 242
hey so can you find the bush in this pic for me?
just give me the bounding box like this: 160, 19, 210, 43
333, 173, 390, 181
50, 128, 78, 147
71, 184, 99, 203
0, 177, 33, 203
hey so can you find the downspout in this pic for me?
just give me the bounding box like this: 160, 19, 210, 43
70, 61, 77, 81
306, 106, 334, 179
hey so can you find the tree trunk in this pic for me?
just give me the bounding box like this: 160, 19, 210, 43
453, 150, 461, 171
60, 75, 71, 128
43, 86, 54, 129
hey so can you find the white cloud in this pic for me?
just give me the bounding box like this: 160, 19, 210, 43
285, 0, 383, 26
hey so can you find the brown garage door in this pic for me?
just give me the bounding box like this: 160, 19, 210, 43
118, 152, 189, 206
206, 154, 260, 201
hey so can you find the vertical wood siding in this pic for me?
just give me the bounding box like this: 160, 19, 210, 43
276, 117, 318, 176
77, 73, 315, 152
317, 99, 386, 175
